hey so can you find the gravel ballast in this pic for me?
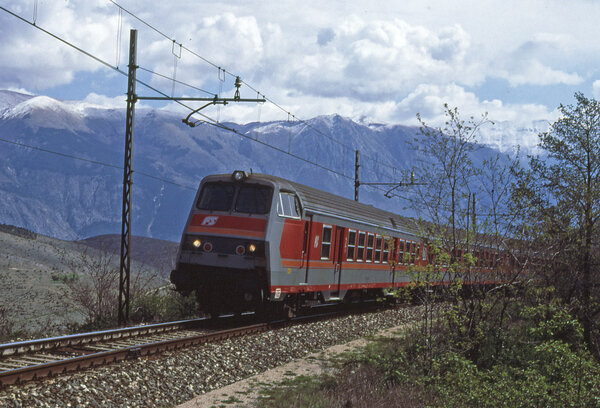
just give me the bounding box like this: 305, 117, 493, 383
0, 306, 423, 408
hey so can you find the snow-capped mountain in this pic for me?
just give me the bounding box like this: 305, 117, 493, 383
0, 90, 535, 241
477, 120, 549, 153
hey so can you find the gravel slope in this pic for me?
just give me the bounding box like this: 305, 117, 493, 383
0, 307, 422, 408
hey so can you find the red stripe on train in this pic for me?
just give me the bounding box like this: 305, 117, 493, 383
270, 282, 411, 293
270, 280, 502, 294
190, 214, 267, 231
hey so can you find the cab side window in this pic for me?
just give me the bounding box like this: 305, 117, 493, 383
277, 192, 301, 218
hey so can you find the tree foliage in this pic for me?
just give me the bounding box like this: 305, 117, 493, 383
412, 104, 527, 365
413, 104, 489, 254
257, 98, 600, 407
514, 92, 600, 354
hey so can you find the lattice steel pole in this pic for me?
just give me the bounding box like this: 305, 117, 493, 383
354, 150, 360, 201
119, 29, 137, 326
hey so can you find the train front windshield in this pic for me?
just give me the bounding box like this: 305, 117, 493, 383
197, 182, 273, 214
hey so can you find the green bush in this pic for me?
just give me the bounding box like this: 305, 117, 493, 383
432, 343, 600, 408
258, 289, 600, 408
50, 273, 78, 284
130, 289, 197, 323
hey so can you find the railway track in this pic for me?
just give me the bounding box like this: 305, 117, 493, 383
0, 301, 389, 387
0, 317, 269, 386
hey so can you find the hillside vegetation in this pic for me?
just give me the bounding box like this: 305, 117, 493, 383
0, 225, 188, 339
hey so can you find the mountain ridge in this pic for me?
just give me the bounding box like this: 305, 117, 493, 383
0, 90, 537, 241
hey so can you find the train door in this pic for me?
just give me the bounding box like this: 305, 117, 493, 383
389, 237, 396, 287
332, 227, 345, 295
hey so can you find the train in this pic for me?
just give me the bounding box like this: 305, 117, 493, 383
170, 170, 500, 317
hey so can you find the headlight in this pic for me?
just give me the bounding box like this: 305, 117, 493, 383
192, 239, 202, 248
232, 170, 248, 181
248, 243, 256, 253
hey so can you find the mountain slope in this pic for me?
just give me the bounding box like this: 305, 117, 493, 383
0, 90, 527, 241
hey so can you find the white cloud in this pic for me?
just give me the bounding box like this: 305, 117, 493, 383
281, 18, 481, 100
81, 92, 127, 109
491, 33, 584, 87
2, 0, 599, 149
504, 61, 582, 87
593, 80, 600, 99
394, 83, 556, 128
0, 0, 119, 90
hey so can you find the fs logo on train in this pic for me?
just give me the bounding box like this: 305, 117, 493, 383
201, 216, 219, 226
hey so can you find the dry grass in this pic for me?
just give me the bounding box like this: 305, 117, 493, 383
257, 361, 440, 408
0, 228, 171, 339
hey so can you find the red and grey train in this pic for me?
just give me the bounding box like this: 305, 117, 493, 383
170, 171, 436, 316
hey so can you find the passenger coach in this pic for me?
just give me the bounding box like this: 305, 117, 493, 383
170, 170, 428, 317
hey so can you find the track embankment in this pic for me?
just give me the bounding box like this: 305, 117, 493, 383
0, 306, 423, 408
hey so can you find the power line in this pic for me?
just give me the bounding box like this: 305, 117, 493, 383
0, 7, 350, 189
0, 136, 197, 191
107, 0, 411, 176
0, 5, 123, 75
108, 0, 234, 75
109, 1, 354, 147
5, 6, 352, 180
137, 66, 214, 97
4, 2, 410, 183
0, 5, 220, 125
0, 4, 353, 187
201, 121, 351, 180
0, 4, 408, 201
0, 136, 121, 170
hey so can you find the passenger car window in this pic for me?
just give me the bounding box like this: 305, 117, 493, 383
321, 225, 332, 259
398, 240, 405, 264
366, 233, 374, 262
346, 230, 356, 261
375, 235, 382, 263
383, 237, 391, 263
410, 242, 417, 264
357, 232, 365, 261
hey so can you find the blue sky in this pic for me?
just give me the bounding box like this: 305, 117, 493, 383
2, 0, 600, 133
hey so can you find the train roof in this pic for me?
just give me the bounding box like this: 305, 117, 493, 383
205, 172, 420, 238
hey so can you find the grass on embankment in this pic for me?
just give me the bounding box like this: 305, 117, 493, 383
256, 292, 600, 408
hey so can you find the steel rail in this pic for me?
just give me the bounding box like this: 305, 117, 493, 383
0, 323, 267, 386
0, 304, 394, 386
0, 318, 210, 357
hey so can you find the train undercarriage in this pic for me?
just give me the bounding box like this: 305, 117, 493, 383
171, 264, 267, 317
171, 264, 388, 319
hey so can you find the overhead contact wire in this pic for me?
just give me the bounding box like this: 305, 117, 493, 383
0, 5, 124, 75
0, 4, 348, 185
1, 4, 404, 198
137, 66, 214, 96
0, 137, 196, 190
107, 0, 409, 176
